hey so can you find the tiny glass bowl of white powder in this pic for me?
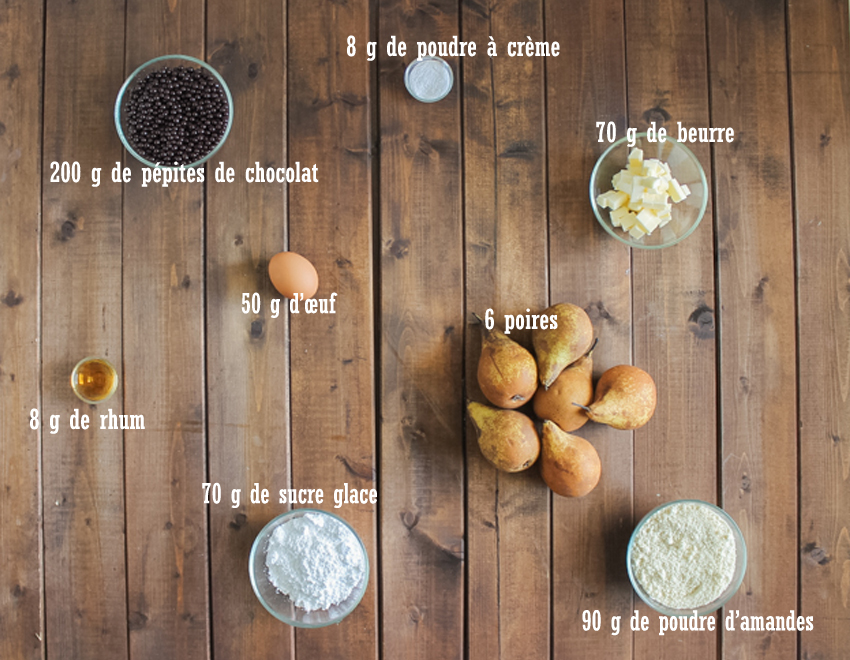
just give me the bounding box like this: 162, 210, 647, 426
627, 500, 747, 616
404, 56, 454, 103
249, 509, 369, 627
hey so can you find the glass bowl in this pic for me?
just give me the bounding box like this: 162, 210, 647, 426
114, 54, 233, 169
70, 356, 119, 405
627, 499, 747, 617
589, 133, 708, 249
404, 56, 454, 103
248, 509, 369, 628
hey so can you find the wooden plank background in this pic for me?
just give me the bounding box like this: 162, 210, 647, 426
0, 0, 848, 658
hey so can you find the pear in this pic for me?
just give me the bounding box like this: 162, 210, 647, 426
467, 401, 540, 472
579, 365, 657, 430
533, 339, 597, 432
532, 303, 594, 388
540, 421, 601, 497
474, 313, 537, 409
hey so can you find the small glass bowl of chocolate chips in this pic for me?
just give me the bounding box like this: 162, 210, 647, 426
114, 54, 233, 169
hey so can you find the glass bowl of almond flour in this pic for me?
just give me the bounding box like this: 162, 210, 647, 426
627, 500, 747, 617
249, 509, 369, 627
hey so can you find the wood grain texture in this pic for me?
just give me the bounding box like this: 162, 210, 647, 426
122, 2, 208, 658
0, 1, 44, 658
41, 0, 129, 658
287, 1, 378, 658
625, 0, 718, 657
707, 2, 798, 657
378, 1, 464, 658
545, 1, 633, 657
462, 2, 550, 658
788, 0, 850, 656
205, 1, 292, 658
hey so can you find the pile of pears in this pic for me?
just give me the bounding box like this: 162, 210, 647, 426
467, 303, 657, 498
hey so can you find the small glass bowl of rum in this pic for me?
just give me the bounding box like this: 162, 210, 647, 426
71, 357, 119, 405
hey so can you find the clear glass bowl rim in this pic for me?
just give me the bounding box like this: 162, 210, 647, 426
626, 498, 748, 617
248, 508, 370, 628
589, 132, 709, 250
113, 54, 234, 169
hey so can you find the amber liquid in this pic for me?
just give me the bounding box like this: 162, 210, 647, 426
71, 358, 117, 403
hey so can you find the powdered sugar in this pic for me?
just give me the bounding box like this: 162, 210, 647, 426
264, 512, 365, 612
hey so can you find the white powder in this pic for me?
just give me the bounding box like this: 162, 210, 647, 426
406, 59, 452, 101
265, 512, 365, 612
630, 502, 736, 609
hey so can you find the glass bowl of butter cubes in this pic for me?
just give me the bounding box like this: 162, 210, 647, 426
590, 133, 708, 249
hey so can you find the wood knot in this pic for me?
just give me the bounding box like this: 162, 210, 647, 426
802, 542, 831, 565
687, 305, 715, 339
401, 510, 420, 531
498, 141, 537, 160
1, 290, 23, 307
585, 300, 614, 324
389, 238, 410, 259
59, 219, 76, 241
229, 513, 248, 531
128, 611, 148, 630
753, 276, 769, 301
642, 105, 671, 124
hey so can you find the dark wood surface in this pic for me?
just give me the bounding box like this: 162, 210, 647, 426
1, 1, 848, 658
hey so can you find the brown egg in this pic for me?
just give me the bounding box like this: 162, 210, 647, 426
268, 251, 319, 300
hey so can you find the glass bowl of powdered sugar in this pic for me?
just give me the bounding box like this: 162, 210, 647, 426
627, 499, 747, 617
249, 509, 369, 627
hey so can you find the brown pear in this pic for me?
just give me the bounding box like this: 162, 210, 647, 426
532, 303, 594, 388
475, 314, 537, 409
467, 401, 540, 472
582, 365, 657, 430
540, 421, 601, 497
532, 340, 596, 432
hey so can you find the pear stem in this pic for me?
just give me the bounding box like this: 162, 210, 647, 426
472, 312, 484, 324
572, 403, 592, 412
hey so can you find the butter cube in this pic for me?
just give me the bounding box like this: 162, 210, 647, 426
607, 190, 629, 210
629, 225, 646, 240
636, 208, 661, 234
628, 147, 644, 173
620, 211, 638, 231
634, 176, 665, 194
610, 206, 630, 228
644, 159, 665, 178
641, 192, 668, 211
613, 171, 634, 193
669, 179, 688, 203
